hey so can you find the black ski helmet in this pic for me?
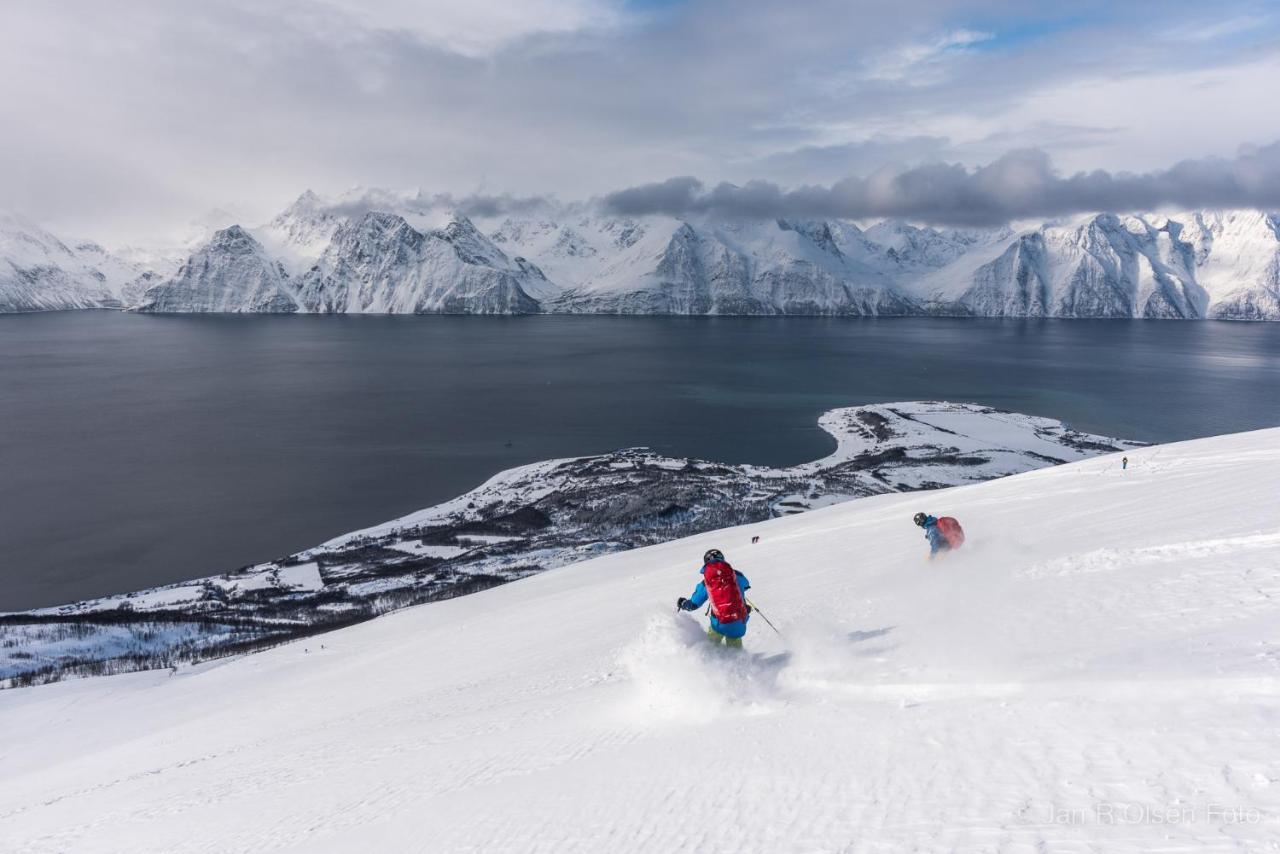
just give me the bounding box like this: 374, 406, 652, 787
703, 548, 725, 564
913, 512, 927, 527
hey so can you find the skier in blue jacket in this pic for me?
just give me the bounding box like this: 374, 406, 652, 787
913, 512, 949, 558
677, 549, 751, 647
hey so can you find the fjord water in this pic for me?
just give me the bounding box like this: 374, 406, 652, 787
2, 312, 1277, 610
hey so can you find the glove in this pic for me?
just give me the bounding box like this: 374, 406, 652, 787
676, 597, 694, 611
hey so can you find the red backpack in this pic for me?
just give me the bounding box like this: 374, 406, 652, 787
703, 560, 747, 623
937, 516, 965, 549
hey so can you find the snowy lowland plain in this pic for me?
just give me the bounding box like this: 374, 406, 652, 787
2, 425, 1278, 851
3, 190, 1280, 317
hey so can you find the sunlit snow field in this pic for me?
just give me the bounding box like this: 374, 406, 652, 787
2, 428, 1277, 852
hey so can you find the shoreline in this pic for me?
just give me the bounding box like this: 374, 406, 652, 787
1, 401, 1139, 687
5, 307, 1275, 322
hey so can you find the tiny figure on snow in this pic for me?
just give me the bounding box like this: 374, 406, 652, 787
677, 548, 751, 648
751, 535, 760, 544
1122, 456, 1129, 470
913, 512, 965, 559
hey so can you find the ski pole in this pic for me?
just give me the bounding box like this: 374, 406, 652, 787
746, 598, 782, 637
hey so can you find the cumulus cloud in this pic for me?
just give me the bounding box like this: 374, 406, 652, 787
602, 143, 1280, 225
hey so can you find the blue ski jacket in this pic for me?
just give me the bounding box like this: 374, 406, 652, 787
922, 515, 948, 555
685, 569, 751, 638
921, 514, 952, 555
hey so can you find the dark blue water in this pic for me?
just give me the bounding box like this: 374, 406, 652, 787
2, 312, 1277, 610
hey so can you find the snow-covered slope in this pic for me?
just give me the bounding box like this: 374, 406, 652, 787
2, 427, 1277, 851
927, 214, 1208, 318
901, 211, 1280, 318
0, 212, 145, 312
862, 219, 1007, 272
1178, 209, 1280, 319
257, 189, 344, 271
135, 226, 300, 313
294, 212, 548, 314
498, 215, 908, 315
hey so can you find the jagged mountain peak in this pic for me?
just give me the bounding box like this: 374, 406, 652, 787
210, 224, 258, 247
439, 214, 485, 241
339, 210, 420, 240
269, 189, 327, 224
292, 188, 323, 208
289, 206, 546, 314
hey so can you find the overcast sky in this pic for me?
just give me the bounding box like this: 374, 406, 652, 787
3, 0, 1279, 243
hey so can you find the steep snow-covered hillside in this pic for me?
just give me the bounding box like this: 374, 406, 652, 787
0, 212, 145, 312
2, 427, 1277, 851
906, 214, 1208, 318
494, 215, 907, 314
135, 226, 300, 313
1179, 209, 1280, 319
294, 213, 549, 314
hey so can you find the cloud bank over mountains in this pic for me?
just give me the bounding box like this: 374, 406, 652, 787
604, 143, 1280, 226
322, 189, 557, 222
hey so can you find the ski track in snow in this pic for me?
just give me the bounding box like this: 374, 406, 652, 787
1, 429, 1279, 851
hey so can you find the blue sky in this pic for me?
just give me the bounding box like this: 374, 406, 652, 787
2, 0, 1279, 240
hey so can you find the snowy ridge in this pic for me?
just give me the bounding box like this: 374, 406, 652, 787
1, 424, 1277, 851
0, 211, 148, 312
142, 192, 1280, 317
1, 402, 1135, 684
6, 193, 1280, 317
291, 213, 547, 314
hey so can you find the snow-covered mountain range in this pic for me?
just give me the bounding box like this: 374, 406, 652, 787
4, 193, 1280, 318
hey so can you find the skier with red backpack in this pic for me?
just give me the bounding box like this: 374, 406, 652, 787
677, 548, 751, 647
914, 512, 965, 558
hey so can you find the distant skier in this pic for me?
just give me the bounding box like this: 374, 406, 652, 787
677, 548, 751, 647
1122, 456, 1129, 470
913, 512, 964, 558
